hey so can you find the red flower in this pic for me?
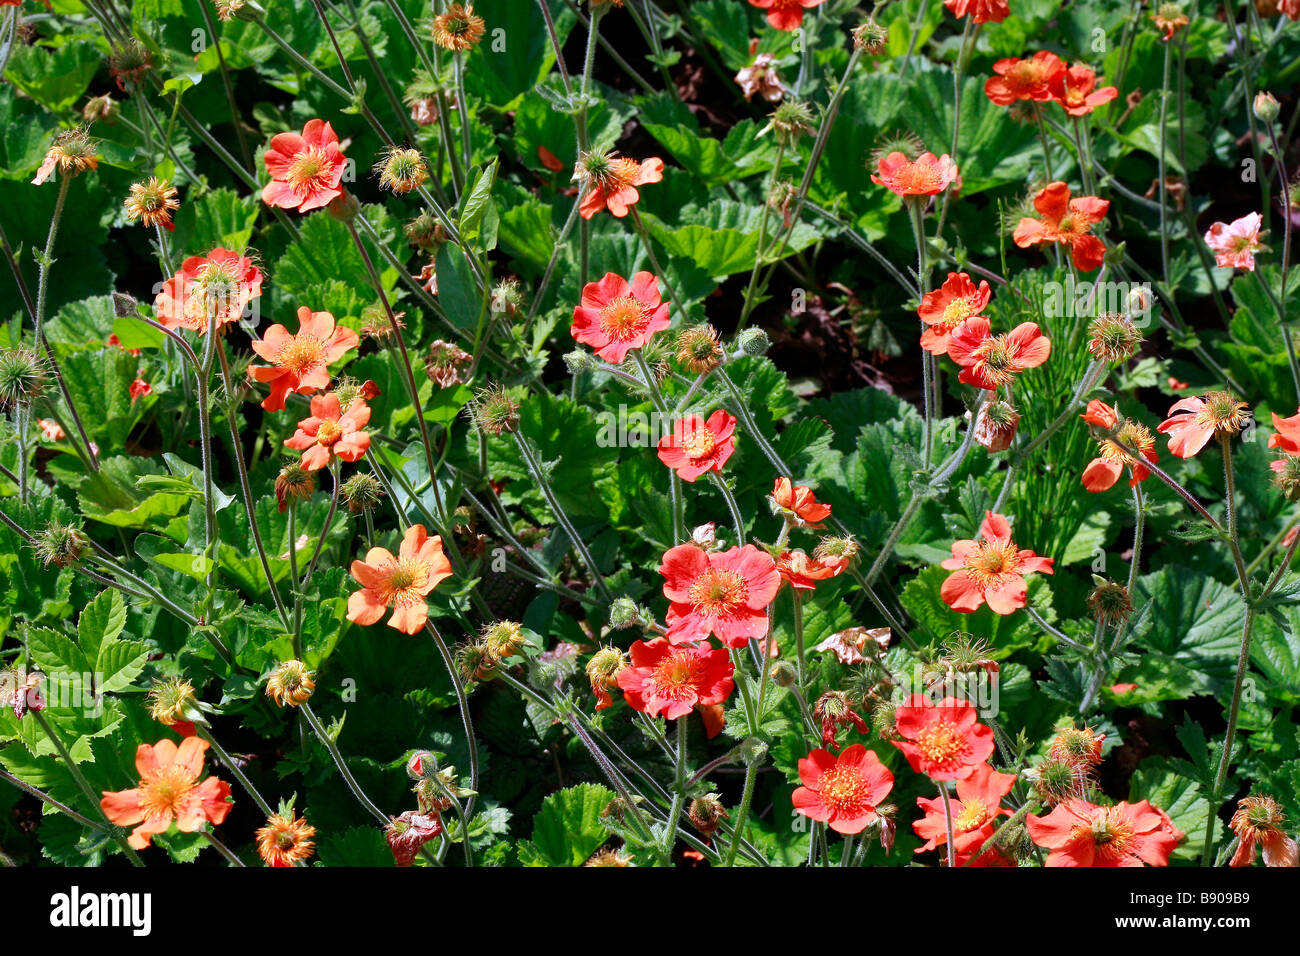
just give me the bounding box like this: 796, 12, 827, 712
792, 744, 895, 835
249, 307, 359, 412
1048, 63, 1119, 116
893, 694, 995, 781
615, 638, 735, 720
1027, 798, 1182, 866
570, 271, 671, 364
913, 762, 1017, 863
1079, 400, 1158, 492
917, 272, 992, 356
940, 511, 1053, 614
129, 376, 153, 403
284, 393, 371, 470
100, 737, 232, 849
777, 550, 848, 591
657, 410, 737, 481
155, 248, 263, 334
871, 151, 958, 197
1013, 181, 1109, 271
660, 543, 780, 647
984, 52, 1066, 106
946, 318, 1051, 390
262, 119, 347, 212
944, 0, 1010, 23
748, 0, 826, 31
347, 524, 453, 634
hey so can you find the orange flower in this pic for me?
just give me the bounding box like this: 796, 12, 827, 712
155, 248, 263, 334
1079, 400, 1158, 492
944, 0, 1010, 23
1157, 392, 1250, 458
770, 476, 831, 526
939, 510, 1053, 614
748, 0, 825, 31
262, 119, 347, 213
575, 150, 664, 220
249, 307, 359, 412
1027, 798, 1182, 866
100, 737, 232, 849
917, 272, 992, 356
347, 524, 453, 634
1048, 63, 1119, 116
946, 318, 1051, 390
1152, 3, 1189, 40
1013, 181, 1109, 271
984, 52, 1065, 106
871, 151, 958, 197
1269, 408, 1300, 456
284, 393, 371, 471
570, 271, 671, 364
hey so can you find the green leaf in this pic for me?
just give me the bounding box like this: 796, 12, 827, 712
528, 783, 615, 866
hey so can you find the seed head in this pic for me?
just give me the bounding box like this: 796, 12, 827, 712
1087, 313, 1145, 363
341, 472, 384, 513
124, 178, 180, 231
375, 147, 429, 194
31, 519, 88, 569
676, 325, 724, 375
467, 384, 520, 435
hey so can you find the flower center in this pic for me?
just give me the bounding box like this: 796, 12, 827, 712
1086, 809, 1136, 863
277, 336, 326, 375
191, 264, 242, 321
287, 147, 335, 193
964, 539, 1021, 589
139, 764, 196, 820
597, 296, 648, 341
954, 799, 990, 833
818, 765, 872, 816
681, 424, 718, 459
970, 336, 1020, 387
687, 568, 748, 616
650, 651, 703, 702
941, 298, 976, 327
382, 559, 429, 604
916, 720, 966, 765
315, 420, 343, 446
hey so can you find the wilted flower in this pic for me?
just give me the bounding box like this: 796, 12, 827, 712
375, 147, 429, 194
266, 660, 315, 707
424, 340, 472, 388
32, 128, 99, 185
257, 804, 316, 867
123, 178, 180, 231
1230, 795, 1298, 867
431, 3, 486, 52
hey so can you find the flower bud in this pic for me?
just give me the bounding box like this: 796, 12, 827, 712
737, 327, 770, 357
608, 597, 640, 629
769, 661, 797, 687
1272, 454, 1300, 502
1254, 91, 1281, 124
563, 349, 600, 375
738, 736, 768, 766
